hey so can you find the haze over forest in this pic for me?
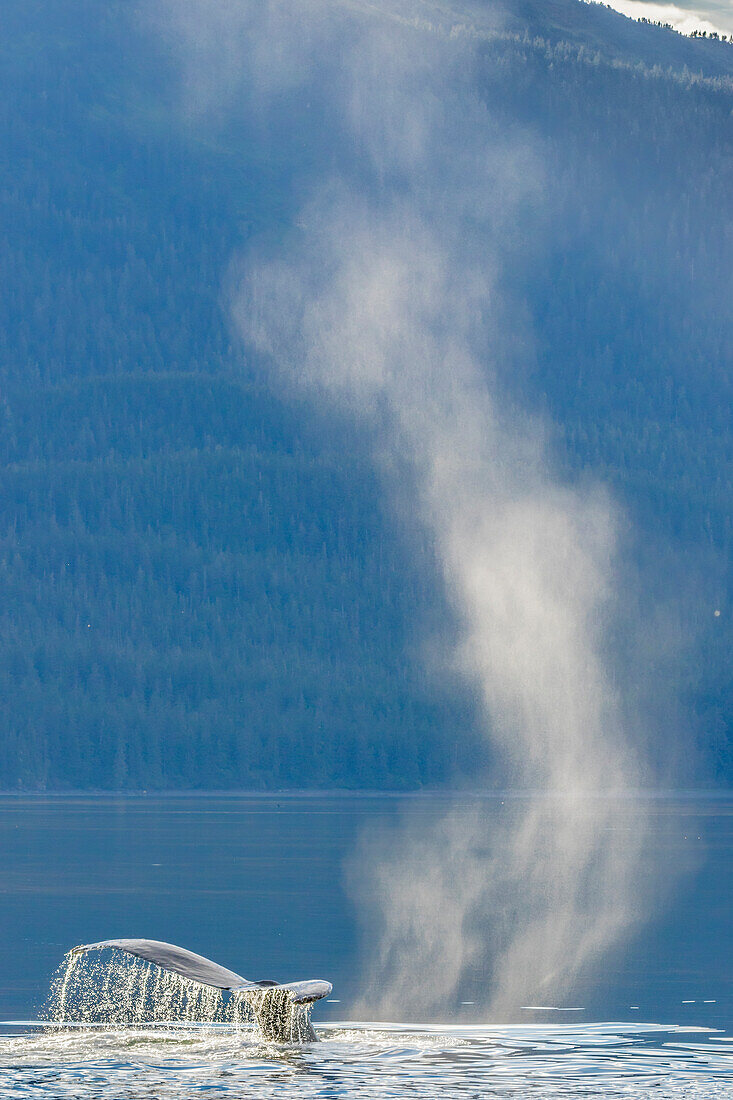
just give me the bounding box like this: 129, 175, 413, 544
1, 0, 730, 791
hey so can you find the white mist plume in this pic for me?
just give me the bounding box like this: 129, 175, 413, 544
156, 0, 649, 1017
240, 195, 645, 1016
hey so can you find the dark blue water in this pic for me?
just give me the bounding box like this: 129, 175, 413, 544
1, 793, 731, 1097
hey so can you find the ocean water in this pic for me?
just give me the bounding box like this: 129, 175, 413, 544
1, 1021, 732, 1098
1, 793, 731, 1097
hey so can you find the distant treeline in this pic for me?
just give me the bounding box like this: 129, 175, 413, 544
0, 1, 730, 788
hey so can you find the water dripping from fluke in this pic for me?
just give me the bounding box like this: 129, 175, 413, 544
44, 939, 330, 1043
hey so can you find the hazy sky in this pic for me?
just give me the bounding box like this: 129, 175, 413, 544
600, 0, 733, 36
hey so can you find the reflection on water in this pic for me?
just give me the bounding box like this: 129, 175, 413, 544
1, 1022, 732, 1098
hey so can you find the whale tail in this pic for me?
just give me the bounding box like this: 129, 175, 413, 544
74, 939, 332, 1042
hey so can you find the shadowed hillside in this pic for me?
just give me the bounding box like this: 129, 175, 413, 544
0, 0, 730, 788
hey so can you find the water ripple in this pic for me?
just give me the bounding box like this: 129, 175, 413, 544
1, 1022, 731, 1098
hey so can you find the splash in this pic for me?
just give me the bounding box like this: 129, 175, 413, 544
43, 949, 313, 1041
45, 949, 225, 1026
53, 950, 83, 1024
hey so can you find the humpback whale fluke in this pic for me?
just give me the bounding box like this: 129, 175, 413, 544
73, 939, 332, 1041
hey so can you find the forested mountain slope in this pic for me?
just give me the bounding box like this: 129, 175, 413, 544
0, 0, 730, 788
394, 0, 733, 76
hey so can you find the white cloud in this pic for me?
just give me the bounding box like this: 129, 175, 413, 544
596, 0, 733, 37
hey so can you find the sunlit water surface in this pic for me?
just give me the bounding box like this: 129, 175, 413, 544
1, 1021, 732, 1098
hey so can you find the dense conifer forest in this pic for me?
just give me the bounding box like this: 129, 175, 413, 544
0, 0, 730, 788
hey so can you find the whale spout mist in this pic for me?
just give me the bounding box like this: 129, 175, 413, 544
240, 200, 648, 1018
154, 0, 653, 1020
